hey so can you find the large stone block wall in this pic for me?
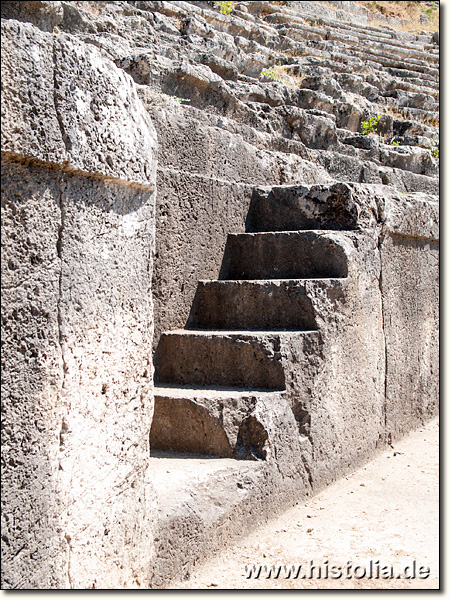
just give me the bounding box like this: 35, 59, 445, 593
380, 195, 439, 440
1, 19, 158, 589
148, 164, 439, 490
1, 1, 439, 589
142, 99, 333, 345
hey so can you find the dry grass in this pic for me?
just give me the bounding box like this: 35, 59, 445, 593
74, 1, 108, 16
316, 1, 339, 10
371, 17, 438, 34
261, 65, 307, 89
423, 115, 439, 128
289, 72, 307, 86
281, 49, 303, 58
355, 1, 439, 32
380, 104, 407, 120
315, 1, 439, 32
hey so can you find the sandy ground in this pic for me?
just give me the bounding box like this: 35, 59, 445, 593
169, 418, 439, 590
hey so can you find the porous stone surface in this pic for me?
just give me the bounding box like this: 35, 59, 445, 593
1, 161, 68, 590
1, 0, 439, 590
1, 19, 156, 185
380, 194, 439, 441
149, 182, 438, 586
0, 1, 64, 32
151, 387, 289, 460
1, 15, 157, 590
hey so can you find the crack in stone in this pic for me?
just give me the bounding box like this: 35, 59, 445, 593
56, 175, 68, 387
56, 173, 72, 586
64, 533, 74, 589
377, 228, 389, 442
52, 36, 72, 158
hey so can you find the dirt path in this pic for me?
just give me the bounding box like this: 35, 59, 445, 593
170, 418, 439, 590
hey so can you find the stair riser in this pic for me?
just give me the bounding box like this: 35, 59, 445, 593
155, 333, 285, 390
190, 280, 317, 330
150, 395, 235, 458
223, 232, 348, 280
246, 183, 360, 233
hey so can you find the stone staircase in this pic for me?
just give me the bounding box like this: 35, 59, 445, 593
132, 1, 438, 192
151, 187, 351, 461
43, 0, 438, 197
0, 0, 439, 589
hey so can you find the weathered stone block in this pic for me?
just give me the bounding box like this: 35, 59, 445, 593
380, 193, 439, 440
155, 330, 289, 390
1, 18, 158, 589
189, 279, 320, 331
246, 182, 379, 232
151, 387, 287, 460
223, 231, 349, 280
1, 19, 156, 186
1, 160, 67, 590
0, 1, 63, 32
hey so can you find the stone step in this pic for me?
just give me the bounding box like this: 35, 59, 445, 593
222, 231, 349, 280
386, 67, 438, 87
154, 329, 319, 389
388, 76, 438, 93
358, 44, 438, 68
296, 58, 438, 97
151, 384, 285, 459
296, 57, 438, 96
387, 79, 438, 97
335, 136, 438, 178
246, 182, 361, 232
274, 21, 327, 43
188, 278, 341, 331
317, 24, 439, 64
316, 149, 439, 195
154, 87, 438, 192
349, 50, 438, 79
199, 4, 279, 42
299, 14, 437, 54
378, 144, 437, 176
381, 90, 438, 112
147, 449, 266, 588
358, 37, 437, 64
398, 107, 439, 128
283, 81, 437, 135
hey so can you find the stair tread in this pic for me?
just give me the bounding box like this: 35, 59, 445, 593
229, 229, 350, 236
163, 329, 320, 336
200, 277, 345, 284
154, 384, 282, 399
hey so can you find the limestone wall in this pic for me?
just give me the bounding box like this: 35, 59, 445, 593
1, 0, 439, 589
380, 194, 439, 440
1, 19, 158, 589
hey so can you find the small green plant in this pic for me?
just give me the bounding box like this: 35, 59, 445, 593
212, 1, 233, 15
260, 67, 285, 82
427, 136, 439, 159
163, 94, 191, 104
360, 114, 380, 136
389, 140, 400, 147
